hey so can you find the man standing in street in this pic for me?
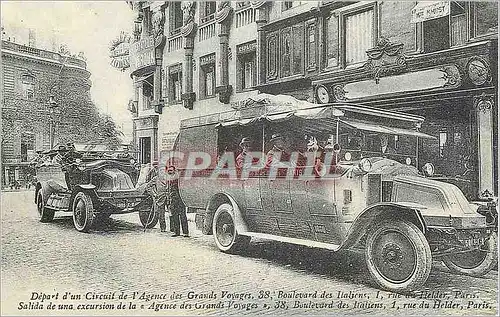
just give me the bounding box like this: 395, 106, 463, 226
166, 165, 189, 237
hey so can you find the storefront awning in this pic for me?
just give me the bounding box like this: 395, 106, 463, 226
341, 119, 436, 139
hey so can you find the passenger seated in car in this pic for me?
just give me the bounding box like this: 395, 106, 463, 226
236, 137, 253, 170
379, 134, 396, 155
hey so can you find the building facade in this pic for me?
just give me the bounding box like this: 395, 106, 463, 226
126, 1, 497, 202
1, 39, 95, 187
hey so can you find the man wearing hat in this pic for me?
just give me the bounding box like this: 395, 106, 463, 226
236, 137, 252, 170
265, 133, 296, 176
165, 165, 189, 237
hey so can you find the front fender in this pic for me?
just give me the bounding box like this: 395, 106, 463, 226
205, 192, 249, 235
339, 202, 427, 250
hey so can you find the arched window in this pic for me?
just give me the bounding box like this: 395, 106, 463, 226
20, 74, 35, 100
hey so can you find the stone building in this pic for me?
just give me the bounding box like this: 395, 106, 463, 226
1, 39, 96, 187
126, 1, 497, 202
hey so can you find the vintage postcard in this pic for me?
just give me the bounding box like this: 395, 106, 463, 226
1, 1, 498, 316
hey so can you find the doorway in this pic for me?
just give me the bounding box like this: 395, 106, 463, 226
139, 137, 152, 164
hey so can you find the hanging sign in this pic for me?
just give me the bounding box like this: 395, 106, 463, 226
411, 1, 450, 23
109, 32, 131, 71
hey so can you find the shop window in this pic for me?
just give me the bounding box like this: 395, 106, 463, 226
168, 64, 182, 104
20, 74, 35, 100
200, 2, 216, 24
21, 133, 35, 162
473, 2, 498, 37
345, 8, 374, 66
236, 41, 257, 91
200, 53, 216, 99
169, 1, 183, 36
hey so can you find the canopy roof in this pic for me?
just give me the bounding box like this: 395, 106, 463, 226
200, 94, 434, 139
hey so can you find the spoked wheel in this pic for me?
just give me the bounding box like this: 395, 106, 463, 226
213, 203, 250, 253
72, 191, 95, 233
36, 191, 54, 223
365, 220, 431, 292
443, 233, 497, 277
139, 210, 159, 228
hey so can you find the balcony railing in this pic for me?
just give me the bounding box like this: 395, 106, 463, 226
1, 40, 87, 69
199, 21, 216, 42
235, 7, 256, 28
168, 34, 183, 52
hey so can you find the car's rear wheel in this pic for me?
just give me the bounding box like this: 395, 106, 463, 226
139, 198, 159, 228
443, 233, 497, 277
213, 203, 250, 253
36, 191, 55, 223
365, 220, 431, 292
72, 191, 95, 233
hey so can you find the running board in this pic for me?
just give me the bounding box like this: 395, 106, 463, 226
240, 232, 341, 251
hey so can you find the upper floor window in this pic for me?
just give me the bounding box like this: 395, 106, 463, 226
419, 2, 498, 53
200, 2, 216, 24
20, 74, 35, 100
236, 1, 251, 10
142, 75, 154, 110
21, 132, 35, 162
472, 2, 498, 37
282, 1, 302, 11
236, 41, 257, 91
345, 8, 374, 66
169, 1, 183, 36
168, 64, 183, 104
200, 53, 216, 99
325, 3, 376, 69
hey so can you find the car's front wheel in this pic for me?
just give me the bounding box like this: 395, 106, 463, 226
36, 191, 55, 223
72, 191, 95, 233
212, 203, 250, 253
443, 233, 497, 277
139, 197, 159, 228
365, 220, 431, 292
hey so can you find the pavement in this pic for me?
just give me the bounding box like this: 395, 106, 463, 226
1, 190, 498, 316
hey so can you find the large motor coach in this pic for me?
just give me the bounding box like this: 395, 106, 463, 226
34, 143, 158, 232
174, 94, 497, 292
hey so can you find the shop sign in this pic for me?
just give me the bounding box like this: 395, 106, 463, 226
160, 132, 179, 151
411, 1, 450, 23
336, 65, 461, 101
109, 32, 131, 71
130, 36, 156, 71
237, 41, 256, 55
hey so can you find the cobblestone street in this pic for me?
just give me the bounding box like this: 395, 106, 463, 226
1, 190, 498, 316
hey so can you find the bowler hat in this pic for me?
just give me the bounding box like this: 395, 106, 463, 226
239, 137, 251, 147
270, 133, 283, 142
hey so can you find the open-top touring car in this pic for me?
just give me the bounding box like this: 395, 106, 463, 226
173, 94, 497, 292
34, 143, 158, 232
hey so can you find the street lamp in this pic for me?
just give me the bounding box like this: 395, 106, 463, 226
48, 93, 58, 149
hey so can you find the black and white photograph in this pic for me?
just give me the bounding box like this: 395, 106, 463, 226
1, 1, 498, 316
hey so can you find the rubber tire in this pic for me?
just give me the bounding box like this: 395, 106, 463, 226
139, 200, 159, 229
442, 233, 498, 277
212, 203, 250, 254
365, 219, 431, 293
72, 191, 95, 233
36, 191, 55, 223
